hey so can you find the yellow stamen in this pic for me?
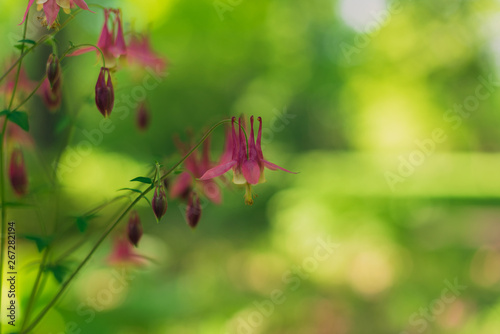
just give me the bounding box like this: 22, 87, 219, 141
244, 183, 254, 205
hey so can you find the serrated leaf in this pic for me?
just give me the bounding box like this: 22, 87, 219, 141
18, 39, 36, 45
117, 188, 143, 194
8, 111, 29, 131
130, 177, 152, 184
24, 235, 52, 252
45, 264, 70, 284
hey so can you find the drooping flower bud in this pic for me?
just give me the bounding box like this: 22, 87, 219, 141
95, 67, 114, 117
186, 191, 202, 229
46, 53, 61, 89
127, 211, 143, 247
41, 78, 62, 111
8, 148, 28, 196
152, 184, 168, 222
136, 102, 150, 131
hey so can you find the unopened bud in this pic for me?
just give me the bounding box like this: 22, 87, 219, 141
136, 102, 150, 131
9, 148, 28, 196
186, 191, 202, 229
95, 67, 114, 117
152, 184, 167, 222
46, 53, 61, 89
127, 211, 143, 247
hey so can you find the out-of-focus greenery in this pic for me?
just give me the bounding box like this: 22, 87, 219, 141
2, 0, 500, 333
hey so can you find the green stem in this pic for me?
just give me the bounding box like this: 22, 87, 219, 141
0, 9, 83, 86
20, 246, 50, 330
21, 119, 230, 333
0, 8, 29, 333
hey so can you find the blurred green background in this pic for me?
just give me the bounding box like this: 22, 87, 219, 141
2, 0, 500, 333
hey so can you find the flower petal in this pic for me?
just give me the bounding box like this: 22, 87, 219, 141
170, 172, 192, 198
242, 160, 261, 185
262, 160, 297, 173
73, 0, 93, 12
199, 160, 236, 180
20, 0, 35, 25
43, 0, 60, 26
67, 46, 95, 56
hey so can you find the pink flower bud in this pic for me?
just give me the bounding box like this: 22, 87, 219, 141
127, 211, 143, 247
186, 191, 202, 229
152, 184, 167, 222
9, 148, 28, 196
46, 53, 61, 89
95, 67, 114, 117
136, 102, 150, 131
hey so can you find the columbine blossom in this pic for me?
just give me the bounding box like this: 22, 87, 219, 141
70, 8, 126, 67
170, 134, 223, 204
21, 0, 92, 28
127, 32, 167, 74
107, 236, 145, 266
200, 116, 295, 204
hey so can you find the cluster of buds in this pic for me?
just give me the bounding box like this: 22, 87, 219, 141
41, 53, 62, 111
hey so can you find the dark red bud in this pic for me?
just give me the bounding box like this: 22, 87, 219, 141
42, 78, 62, 111
152, 184, 167, 221
95, 67, 114, 117
186, 191, 202, 229
46, 53, 61, 89
162, 178, 169, 191
136, 102, 150, 131
127, 211, 143, 247
9, 148, 28, 196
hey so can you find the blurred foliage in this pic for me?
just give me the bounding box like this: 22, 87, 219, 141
1, 0, 500, 333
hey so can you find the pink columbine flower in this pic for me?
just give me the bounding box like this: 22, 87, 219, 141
107, 236, 145, 266
199, 116, 296, 205
170, 134, 222, 204
70, 8, 126, 67
21, 0, 93, 28
127, 32, 167, 74
95, 67, 114, 117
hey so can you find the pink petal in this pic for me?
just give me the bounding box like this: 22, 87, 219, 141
199, 160, 236, 180
19, 0, 35, 25
43, 0, 60, 26
201, 180, 222, 204
263, 160, 297, 174
110, 14, 127, 57
67, 46, 95, 57
73, 0, 93, 12
242, 160, 261, 185
170, 172, 192, 198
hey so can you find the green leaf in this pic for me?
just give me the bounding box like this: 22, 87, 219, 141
142, 196, 152, 206
45, 264, 70, 284
8, 111, 29, 131
130, 177, 152, 184
24, 235, 53, 252
74, 214, 98, 233
14, 44, 24, 51
174, 170, 183, 175
0, 110, 9, 117
18, 39, 36, 45
0, 201, 33, 208
117, 188, 143, 194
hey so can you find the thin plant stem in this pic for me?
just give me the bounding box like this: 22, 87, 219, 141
0, 8, 29, 333
21, 119, 231, 333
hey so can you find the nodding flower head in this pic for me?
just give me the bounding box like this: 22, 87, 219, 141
186, 191, 202, 229
152, 184, 168, 222
199, 115, 296, 204
69, 8, 125, 67
95, 67, 114, 117
21, 0, 93, 28
127, 211, 143, 247
9, 148, 28, 196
